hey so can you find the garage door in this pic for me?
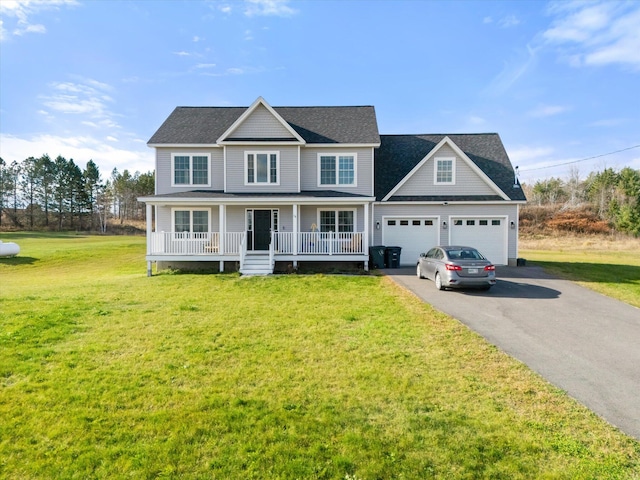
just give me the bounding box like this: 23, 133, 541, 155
383, 217, 439, 266
450, 217, 507, 265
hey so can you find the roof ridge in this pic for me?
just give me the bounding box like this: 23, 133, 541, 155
173, 105, 375, 109
380, 132, 498, 137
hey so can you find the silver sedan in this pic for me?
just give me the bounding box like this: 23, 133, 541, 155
416, 246, 496, 290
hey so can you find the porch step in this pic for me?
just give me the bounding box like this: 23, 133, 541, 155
240, 254, 273, 276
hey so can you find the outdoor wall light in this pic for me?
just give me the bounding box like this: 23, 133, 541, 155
442, 221, 448, 229
376, 221, 380, 230
510, 221, 516, 229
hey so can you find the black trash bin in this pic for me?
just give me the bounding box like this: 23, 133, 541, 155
369, 245, 386, 269
385, 246, 402, 268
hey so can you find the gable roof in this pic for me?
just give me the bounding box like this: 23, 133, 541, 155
374, 133, 526, 202
148, 103, 380, 145
217, 97, 305, 144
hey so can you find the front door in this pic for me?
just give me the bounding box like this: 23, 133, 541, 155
251, 210, 271, 251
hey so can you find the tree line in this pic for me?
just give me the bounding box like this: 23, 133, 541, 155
522, 166, 640, 236
0, 155, 154, 232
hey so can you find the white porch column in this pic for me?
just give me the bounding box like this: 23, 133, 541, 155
219, 204, 225, 255
146, 204, 153, 255
363, 202, 369, 253
292, 204, 298, 256
363, 202, 370, 271
146, 203, 153, 276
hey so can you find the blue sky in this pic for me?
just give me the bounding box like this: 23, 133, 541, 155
1, 0, 639, 185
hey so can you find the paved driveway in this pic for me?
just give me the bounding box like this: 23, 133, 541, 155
386, 265, 640, 440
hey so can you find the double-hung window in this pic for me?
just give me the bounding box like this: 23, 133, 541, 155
246, 152, 279, 185
173, 209, 210, 238
318, 154, 356, 186
434, 157, 455, 185
172, 153, 210, 186
318, 209, 355, 233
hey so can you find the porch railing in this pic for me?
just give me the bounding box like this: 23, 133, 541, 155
149, 232, 220, 255
273, 232, 364, 255
148, 231, 364, 256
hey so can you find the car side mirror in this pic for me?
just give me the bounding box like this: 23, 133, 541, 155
419, 253, 426, 258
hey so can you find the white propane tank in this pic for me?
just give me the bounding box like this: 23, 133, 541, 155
0, 240, 20, 257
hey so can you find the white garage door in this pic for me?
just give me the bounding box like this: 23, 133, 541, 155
383, 217, 439, 266
450, 217, 507, 265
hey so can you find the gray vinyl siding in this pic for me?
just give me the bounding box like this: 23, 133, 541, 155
394, 145, 496, 197
373, 203, 519, 260
156, 147, 224, 195
299, 205, 365, 233
300, 147, 374, 196
227, 104, 296, 139
225, 145, 299, 193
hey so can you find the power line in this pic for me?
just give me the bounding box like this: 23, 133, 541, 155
519, 144, 640, 172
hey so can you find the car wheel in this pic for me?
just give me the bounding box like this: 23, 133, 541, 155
416, 264, 424, 279
435, 272, 444, 290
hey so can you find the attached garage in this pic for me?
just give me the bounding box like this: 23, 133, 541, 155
382, 217, 439, 266
449, 217, 508, 265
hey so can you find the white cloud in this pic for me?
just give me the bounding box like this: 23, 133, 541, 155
508, 145, 555, 163
243, 0, 297, 17
0, 132, 153, 175
13, 22, 45, 35
0, 0, 77, 41
40, 80, 118, 128
543, 1, 640, 69
589, 118, 627, 127
499, 15, 520, 28
528, 104, 570, 118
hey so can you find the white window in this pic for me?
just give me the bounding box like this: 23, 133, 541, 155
434, 157, 455, 185
246, 152, 279, 185
318, 209, 355, 232
172, 154, 210, 186
172, 209, 210, 234
318, 154, 357, 186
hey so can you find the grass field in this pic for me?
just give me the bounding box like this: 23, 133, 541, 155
1, 232, 639, 479
520, 235, 640, 308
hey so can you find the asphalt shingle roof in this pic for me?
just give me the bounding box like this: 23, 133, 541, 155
147, 105, 380, 145
374, 134, 526, 202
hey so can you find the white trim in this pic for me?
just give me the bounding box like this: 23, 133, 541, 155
170, 207, 212, 233
244, 151, 280, 186
434, 157, 456, 185
139, 196, 376, 206
297, 145, 301, 193
217, 97, 306, 144
381, 136, 510, 201
171, 153, 211, 187
223, 146, 227, 192
316, 152, 358, 187
316, 207, 358, 233
370, 147, 375, 197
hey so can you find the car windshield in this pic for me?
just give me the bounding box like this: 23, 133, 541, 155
446, 249, 485, 260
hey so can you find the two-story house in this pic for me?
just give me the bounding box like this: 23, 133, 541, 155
139, 97, 526, 275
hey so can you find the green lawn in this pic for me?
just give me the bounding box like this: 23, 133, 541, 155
1, 232, 639, 479
520, 240, 640, 309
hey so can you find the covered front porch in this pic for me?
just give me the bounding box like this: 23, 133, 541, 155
140, 192, 373, 275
